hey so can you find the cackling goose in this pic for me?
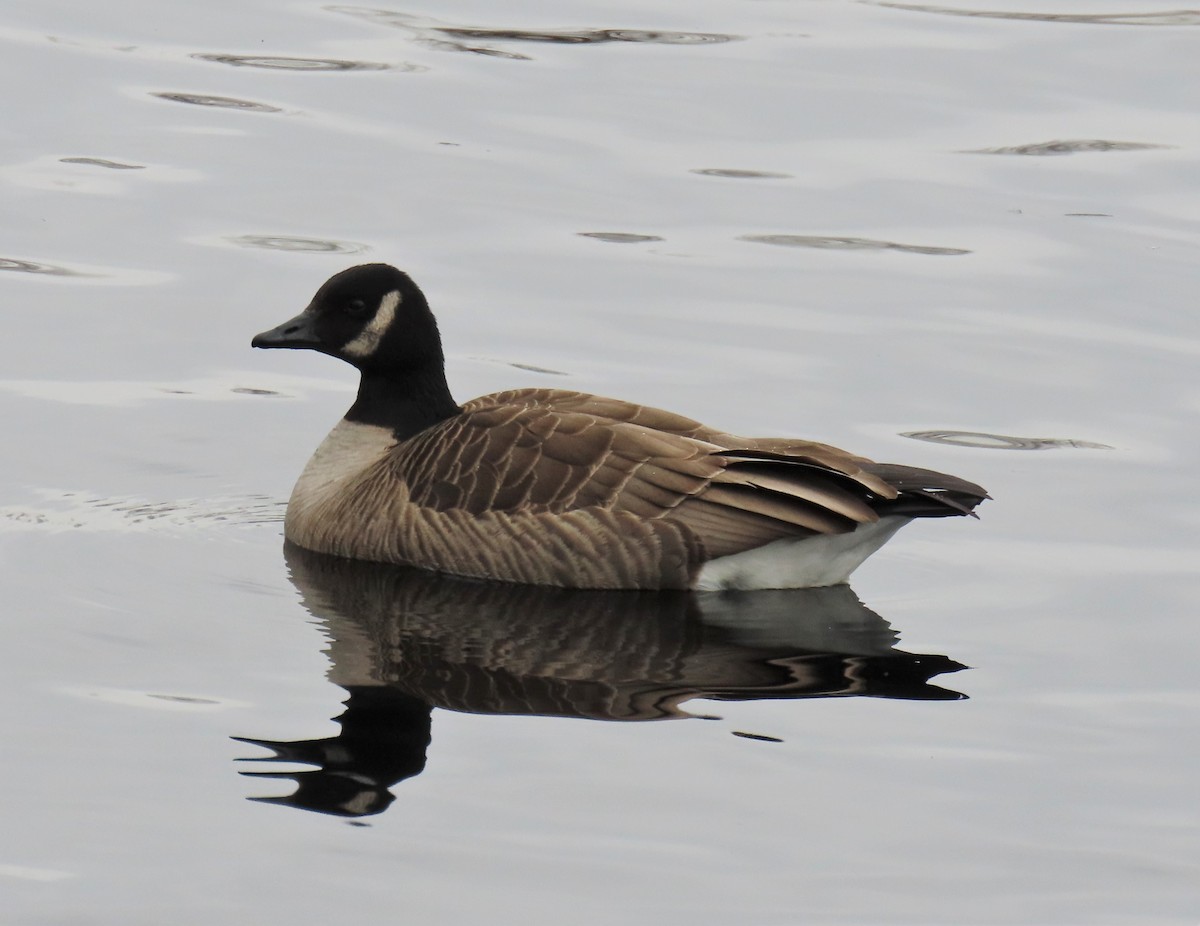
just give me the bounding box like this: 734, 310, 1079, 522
252, 263, 987, 589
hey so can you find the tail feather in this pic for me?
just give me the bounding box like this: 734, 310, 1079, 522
860, 463, 989, 519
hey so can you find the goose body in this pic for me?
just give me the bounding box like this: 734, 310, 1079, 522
252, 264, 986, 590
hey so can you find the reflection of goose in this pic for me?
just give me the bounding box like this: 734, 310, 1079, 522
251, 264, 987, 590
236, 546, 966, 817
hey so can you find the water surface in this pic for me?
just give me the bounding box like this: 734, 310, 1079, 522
1, 1, 1197, 924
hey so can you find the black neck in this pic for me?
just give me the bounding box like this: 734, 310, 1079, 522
345, 365, 460, 440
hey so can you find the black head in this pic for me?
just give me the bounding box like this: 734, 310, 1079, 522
251, 264, 443, 375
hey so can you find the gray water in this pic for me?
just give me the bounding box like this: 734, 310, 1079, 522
2, 2, 1198, 924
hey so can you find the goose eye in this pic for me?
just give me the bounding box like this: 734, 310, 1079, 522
345, 298, 370, 318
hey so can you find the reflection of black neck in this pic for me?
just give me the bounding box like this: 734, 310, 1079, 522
237, 548, 970, 818
235, 686, 432, 818
346, 368, 460, 441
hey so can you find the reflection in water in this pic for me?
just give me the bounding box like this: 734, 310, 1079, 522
965, 140, 1171, 156
739, 235, 971, 256
236, 545, 966, 817
327, 8, 741, 60
224, 235, 369, 254
903, 430, 1113, 450
150, 92, 282, 113
192, 53, 393, 72
874, 3, 1200, 26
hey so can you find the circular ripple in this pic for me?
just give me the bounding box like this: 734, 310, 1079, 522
578, 232, 664, 244
152, 92, 282, 113
193, 53, 391, 72
226, 235, 369, 253
901, 430, 1113, 450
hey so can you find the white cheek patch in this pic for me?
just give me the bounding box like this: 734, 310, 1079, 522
342, 289, 401, 359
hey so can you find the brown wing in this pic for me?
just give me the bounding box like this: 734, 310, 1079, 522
386, 389, 898, 560
470, 389, 897, 486
391, 397, 722, 517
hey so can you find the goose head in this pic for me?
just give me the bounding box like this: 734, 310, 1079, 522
251, 263, 444, 376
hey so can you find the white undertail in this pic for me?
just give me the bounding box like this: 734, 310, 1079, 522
693, 516, 911, 591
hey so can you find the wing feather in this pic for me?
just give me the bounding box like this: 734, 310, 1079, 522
715, 463, 878, 524
668, 499, 796, 557
699, 485, 858, 535
382, 389, 982, 573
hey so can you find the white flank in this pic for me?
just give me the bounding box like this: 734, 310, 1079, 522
693, 516, 911, 591
342, 289, 401, 358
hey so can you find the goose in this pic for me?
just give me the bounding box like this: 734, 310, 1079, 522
252, 263, 987, 590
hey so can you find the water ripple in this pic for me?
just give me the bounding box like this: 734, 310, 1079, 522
193, 52, 394, 72
966, 139, 1172, 156
62, 687, 248, 711
692, 168, 793, 179
225, 235, 369, 253
902, 430, 1113, 450
578, 232, 665, 244
468, 356, 570, 375
0, 373, 351, 406
508, 362, 568, 375
439, 25, 740, 45
0, 257, 86, 277
59, 157, 145, 170
0, 864, 74, 883
732, 731, 784, 743
151, 92, 282, 113
874, 3, 1200, 26
0, 491, 287, 533
739, 235, 971, 256
0, 258, 167, 285
327, 8, 741, 59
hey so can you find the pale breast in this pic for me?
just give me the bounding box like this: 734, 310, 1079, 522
285, 419, 397, 549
